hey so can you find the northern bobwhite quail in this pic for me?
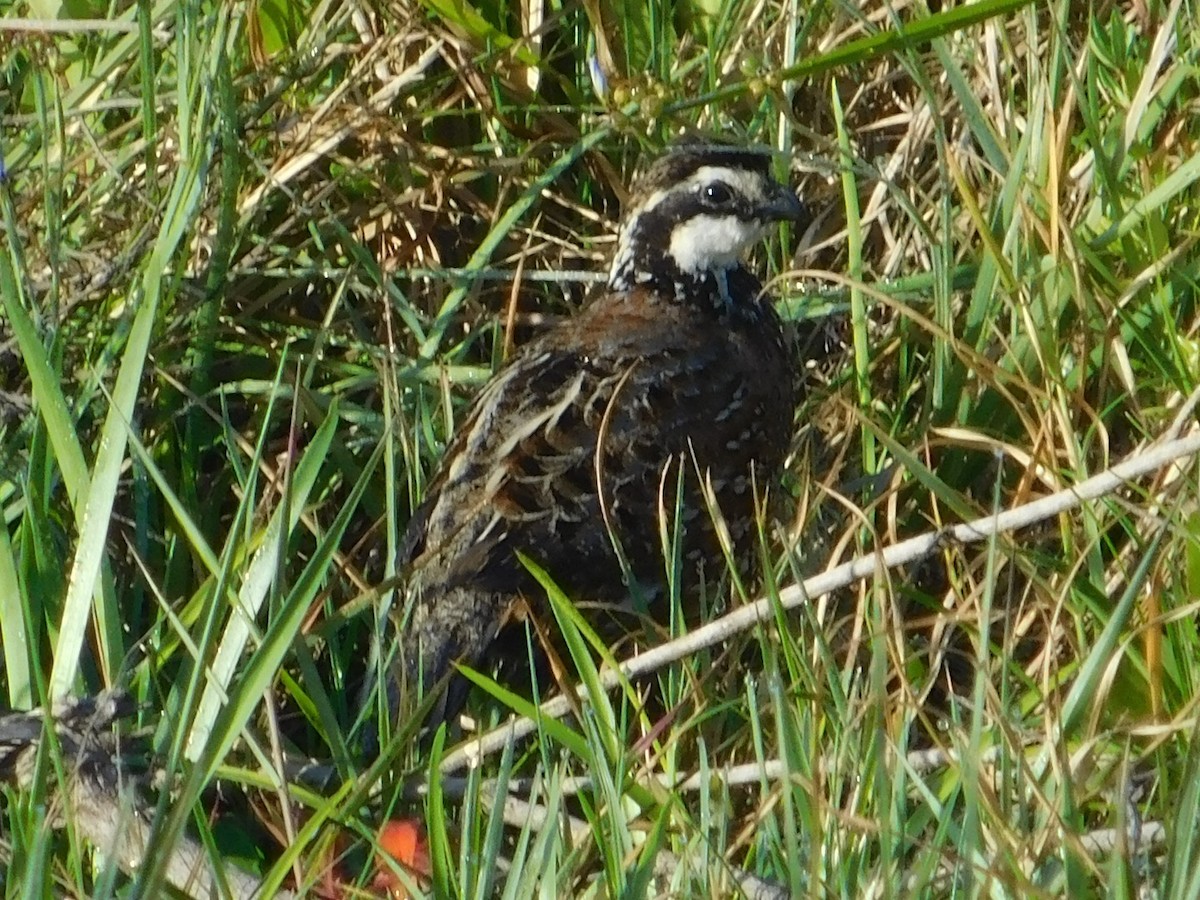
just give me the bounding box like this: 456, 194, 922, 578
396, 141, 804, 723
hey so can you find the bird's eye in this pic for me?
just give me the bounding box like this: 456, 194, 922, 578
702, 181, 733, 206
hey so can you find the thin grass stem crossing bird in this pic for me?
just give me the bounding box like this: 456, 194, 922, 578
394, 140, 805, 725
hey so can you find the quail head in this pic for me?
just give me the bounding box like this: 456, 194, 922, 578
395, 141, 805, 724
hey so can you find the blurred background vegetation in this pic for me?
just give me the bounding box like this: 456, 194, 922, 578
2, 0, 1199, 895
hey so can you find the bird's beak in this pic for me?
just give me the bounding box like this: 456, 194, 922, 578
764, 184, 808, 224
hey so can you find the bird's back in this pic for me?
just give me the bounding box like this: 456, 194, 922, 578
408, 267, 793, 602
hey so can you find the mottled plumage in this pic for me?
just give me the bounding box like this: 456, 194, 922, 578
396, 142, 804, 723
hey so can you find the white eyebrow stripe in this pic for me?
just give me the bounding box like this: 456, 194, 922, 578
633, 165, 767, 216
687, 166, 766, 201
636, 187, 670, 215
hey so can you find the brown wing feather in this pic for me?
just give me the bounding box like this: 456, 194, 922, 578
399, 277, 794, 711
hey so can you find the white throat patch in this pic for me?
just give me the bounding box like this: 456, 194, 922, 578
667, 214, 767, 273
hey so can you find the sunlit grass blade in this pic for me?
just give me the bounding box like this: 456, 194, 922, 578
185, 399, 339, 761
48, 159, 209, 696
453, 664, 591, 762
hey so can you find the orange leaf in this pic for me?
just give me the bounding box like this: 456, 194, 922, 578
372, 818, 432, 898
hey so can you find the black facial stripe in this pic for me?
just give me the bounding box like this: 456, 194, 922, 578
693, 184, 759, 221
631, 189, 760, 244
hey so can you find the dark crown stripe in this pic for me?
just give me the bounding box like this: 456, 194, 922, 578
633, 142, 774, 194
